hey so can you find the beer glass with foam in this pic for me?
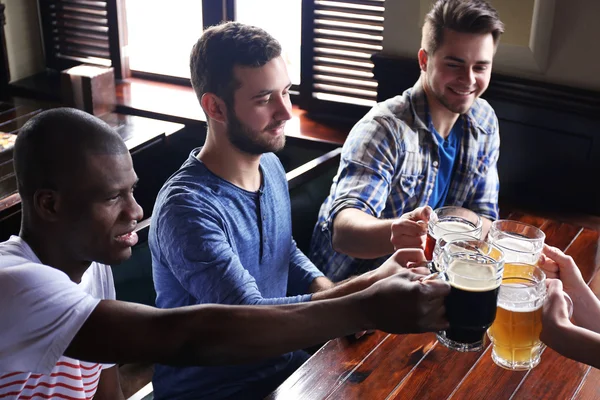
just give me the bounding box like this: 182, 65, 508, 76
425, 206, 483, 260
487, 263, 572, 370
487, 220, 545, 264
436, 239, 504, 352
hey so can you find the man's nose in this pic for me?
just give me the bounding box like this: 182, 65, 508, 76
462, 68, 476, 86
126, 194, 144, 222
274, 95, 293, 121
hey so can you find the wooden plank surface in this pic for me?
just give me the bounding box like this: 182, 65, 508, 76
268, 214, 600, 400
421, 214, 573, 400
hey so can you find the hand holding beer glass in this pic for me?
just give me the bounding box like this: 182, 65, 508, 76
488, 220, 545, 264
435, 239, 504, 352
425, 206, 483, 261
487, 262, 573, 370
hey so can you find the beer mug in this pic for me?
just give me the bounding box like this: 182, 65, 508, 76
431, 233, 480, 270
487, 220, 545, 264
425, 206, 483, 260
435, 239, 504, 352
487, 263, 573, 370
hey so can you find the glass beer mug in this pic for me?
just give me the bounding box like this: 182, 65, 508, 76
487, 220, 545, 264
487, 262, 573, 370
425, 206, 483, 261
434, 239, 504, 352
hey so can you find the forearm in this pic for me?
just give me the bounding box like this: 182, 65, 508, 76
332, 209, 394, 259
67, 298, 369, 367
309, 276, 335, 293
288, 244, 330, 295
550, 324, 600, 369
176, 299, 369, 364
310, 274, 372, 301
148, 298, 369, 365
570, 286, 600, 332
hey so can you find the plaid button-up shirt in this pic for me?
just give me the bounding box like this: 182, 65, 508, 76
309, 79, 500, 281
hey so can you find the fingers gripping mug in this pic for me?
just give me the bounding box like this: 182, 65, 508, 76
487, 262, 573, 370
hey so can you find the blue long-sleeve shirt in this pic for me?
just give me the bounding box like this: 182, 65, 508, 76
149, 149, 323, 399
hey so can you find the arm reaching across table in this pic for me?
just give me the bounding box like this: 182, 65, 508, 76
540, 245, 600, 369
62, 266, 450, 367
541, 279, 600, 370
539, 245, 600, 331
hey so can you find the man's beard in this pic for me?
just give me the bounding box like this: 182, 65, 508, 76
226, 110, 286, 155
426, 74, 473, 115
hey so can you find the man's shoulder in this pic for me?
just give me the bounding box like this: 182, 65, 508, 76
155, 159, 219, 211
346, 91, 419, 151
365, 91, 413, 125
260, 152, 284, 170
468, 97, 498, 135
0, 236, 38, 260
0, 257, 70, 290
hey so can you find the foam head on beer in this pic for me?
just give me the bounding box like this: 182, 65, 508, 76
488, 220, 545, 263
425, 219, 481, 260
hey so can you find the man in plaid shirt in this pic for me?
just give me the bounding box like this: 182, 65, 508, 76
310, 0, 505, 281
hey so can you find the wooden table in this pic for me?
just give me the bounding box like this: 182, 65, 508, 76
267, 211, 600, 400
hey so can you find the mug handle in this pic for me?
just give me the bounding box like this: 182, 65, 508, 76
562, 291, 574, 319
426, 260, 439, 274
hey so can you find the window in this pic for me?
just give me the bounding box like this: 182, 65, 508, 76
37, 0, 125, 76
235, 0, 301, 86
300, 0, 384, 112
36, 0, 386, 112
125, 0, 203, 79
124, 0, 302, 86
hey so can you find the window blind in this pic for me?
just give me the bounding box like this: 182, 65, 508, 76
302, 0, 384, 109
38, 0, 127, 78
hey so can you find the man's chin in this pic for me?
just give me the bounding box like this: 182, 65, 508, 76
98, 248, 133, 266
270, 137, 286, 153
446, 100, 474, 115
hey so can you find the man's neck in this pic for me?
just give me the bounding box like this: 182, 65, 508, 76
422, 82, 459, 139
20, 228, 89, 283
198, 131, 262, 192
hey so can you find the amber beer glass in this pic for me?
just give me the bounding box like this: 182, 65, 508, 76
436, 239, 504, 352
487, 263, 572, 370
425, 206, 482, 260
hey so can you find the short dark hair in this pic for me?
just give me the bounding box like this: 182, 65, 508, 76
14, 107, 128, 199
189, 21, 282, 109
422, 0, 505, 54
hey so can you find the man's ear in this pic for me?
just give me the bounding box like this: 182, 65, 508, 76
33, 189, 61, 222
418, 48, 429, 72
200, 93, 228, 123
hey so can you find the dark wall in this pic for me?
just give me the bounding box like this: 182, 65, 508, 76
372, 54, 600, 216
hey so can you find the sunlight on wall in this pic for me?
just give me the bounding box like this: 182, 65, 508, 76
4, 0, 44, 81
418, 0, 534, 47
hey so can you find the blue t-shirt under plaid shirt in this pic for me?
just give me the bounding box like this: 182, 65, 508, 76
149, 149, 324, 400
428, 116, 462, 209
309, 78, 500, 281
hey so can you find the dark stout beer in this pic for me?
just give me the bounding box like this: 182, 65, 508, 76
442, 261, 501, 345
